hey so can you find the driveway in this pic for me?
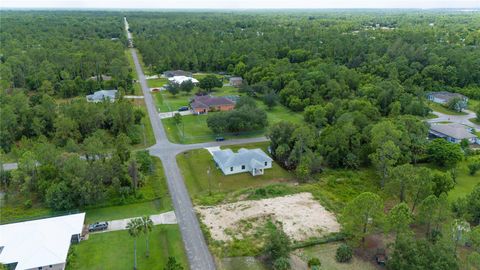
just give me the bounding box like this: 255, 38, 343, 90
90, 211, 177, 234
428, 109, 480, 131
159, 110, 193, 119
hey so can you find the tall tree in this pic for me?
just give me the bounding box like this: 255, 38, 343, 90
127, 218, 142, 270
140, 216, 154, 257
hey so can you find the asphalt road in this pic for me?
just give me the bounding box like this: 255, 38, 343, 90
427, 109, 480, 131
129, 45, 267, 269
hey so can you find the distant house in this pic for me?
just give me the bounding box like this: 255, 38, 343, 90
190, 95, 235, 114
88, 74, 112, 81
229, 77, 243, 87
86, 90, 118, 103
0, 213, 85, 270
168, 76, 199, 85
427, 91, 468, 110
212, 148, 273, 176
429, 123, 479, 144
163, 70, 192, 78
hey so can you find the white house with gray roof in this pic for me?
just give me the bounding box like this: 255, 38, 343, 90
212, 148, 273, 176
429, 123, 479, 144
86, 90, 117, 103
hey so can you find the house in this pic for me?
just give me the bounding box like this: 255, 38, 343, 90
427, 91, 469, 110
168, 76, 199, 85
212, 148, 273, 176
86, 90, 117, 103
88, 74, 112, 81
0, 213, 85, 270
229, 77, 243, 87
429, 123, 479, 144
190, 95, 235, 114
163, 70, 192, 78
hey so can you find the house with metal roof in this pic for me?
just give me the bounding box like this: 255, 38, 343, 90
168, 75, 199, 85
229, 76, 243, 87
429, 123, 479, 144
427, 91, 468, 110
86, 90, 118, 103
190, 95, 235, 114
163, 70, 193, 78
0, 213, 85, 270
212, 148, 273, 176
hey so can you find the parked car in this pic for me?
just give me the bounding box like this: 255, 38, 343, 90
215, 136, 225, 141
178, 106, 189, 112
88, 221, 109, 232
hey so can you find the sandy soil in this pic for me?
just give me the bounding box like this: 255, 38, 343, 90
196, 192, 340, 242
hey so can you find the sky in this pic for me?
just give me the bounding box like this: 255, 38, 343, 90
1, 0, 479, 9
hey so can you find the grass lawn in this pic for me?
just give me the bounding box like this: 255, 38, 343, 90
296, 242, 377, 270
162, 114, 265, 144
147, 78, 168, 88
133, 82, 142, 96
133, 103, 156, 149
69, 224, 187, 270
469, 99, 479, 110
428, 102, 468, 116
447, 158, 480, 201
255, 101, 304, 125
125, 50, 138, 79
176, 142, 294, 204
469, 117, 480, 125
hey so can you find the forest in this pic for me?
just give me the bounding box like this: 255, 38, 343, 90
129, 11, 480, 269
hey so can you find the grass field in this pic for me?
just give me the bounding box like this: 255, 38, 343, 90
297, 243, 377, 270
147, 78, 168, 88
446, 158, 480, 201
70, 224, 187, 270
133, 103, 156, 149
125, 50, 138, 79
469, 118, 480, 125
428, 102, 468, 115
176, 142, 294, 204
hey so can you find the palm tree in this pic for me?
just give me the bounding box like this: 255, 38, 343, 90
140, 216, 154, 257
127, 218, 142, 270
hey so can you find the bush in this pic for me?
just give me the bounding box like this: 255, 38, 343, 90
335, 244, 353, 263
308, 257, 321, 269
468, 161, 480, 176
273, 257, 290, 270
23, 199, 32, 209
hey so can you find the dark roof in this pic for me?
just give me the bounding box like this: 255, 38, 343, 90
428, 91, 467, 101
190, 95, 235, 110
163, 70, 192, 78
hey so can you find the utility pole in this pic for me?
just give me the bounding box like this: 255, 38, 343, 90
207, 166, 212, 196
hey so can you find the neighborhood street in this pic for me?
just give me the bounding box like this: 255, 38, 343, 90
427, 109, 480, 131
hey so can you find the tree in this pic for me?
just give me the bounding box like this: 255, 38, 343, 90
388, 202, 413, 238
173, 113, 182, 125
199, 75, 222, 92
370, 140, 401, 187
341, 192, 384, 245
304, 105, 327, 129
469, 226, 480, 252
140, 216, 154, 257
417, 194, 449, 239
128, 159, 139, 195
166, 82, 180, 96
127, 218, 142, 270
447, 97, 466, 112
164, 257, 184, 270
476, 104, 480, 122
263, 90, 278, 110
136, 150, 154, 174
427, 139, 463, 168
179, 80, 194, 93
264, 222, 291, 264
116, 133, 131, 163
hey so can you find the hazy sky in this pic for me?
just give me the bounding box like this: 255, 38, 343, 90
1, 0, 479, 9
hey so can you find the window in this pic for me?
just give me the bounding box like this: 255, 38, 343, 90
241, 165, 245, 170
264, 162, 268, 166
230, 167, 233, 171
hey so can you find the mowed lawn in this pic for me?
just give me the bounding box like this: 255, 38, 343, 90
428, 102, 468, 115
70, 225, 187, 270
176, 142, 294, 202
147, 77, 168, 88
297, 242, 377, 270
447, 158, 480, 201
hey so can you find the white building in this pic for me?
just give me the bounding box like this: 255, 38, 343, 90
168, 76, 199, 85
86, 90, 117, 103
0, 213, 85, 270
212, 148, 273, 176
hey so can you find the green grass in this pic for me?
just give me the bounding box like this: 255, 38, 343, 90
133, 82, 142, 96
162, 114, 265, 144
133, 104, 156, 149
193, 73, 225, 81
428, 102, 468, 116
469, 117, 480, 125
125, 50, 138, 79
255, 100, 304, 125
297, 242, 377, 270
468, 99, 479, 110
176, 142, 294, 204
147, 78, 168, 88
447, 158, 480, 201
69, 224, 187, 270
85, 200, 167, 224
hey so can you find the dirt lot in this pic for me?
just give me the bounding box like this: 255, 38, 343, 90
196, 192, 340, 241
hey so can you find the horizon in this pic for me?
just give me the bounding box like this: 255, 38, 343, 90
1, 0, 479, 10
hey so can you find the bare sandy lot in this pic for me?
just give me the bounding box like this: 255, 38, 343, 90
196, 192, 340, 242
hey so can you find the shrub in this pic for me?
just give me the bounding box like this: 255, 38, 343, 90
273, 257, 290, 270
468, 161, 480, 176
335, 244, 353, 263
23, 199, 32, 209
308, 257, 321, 269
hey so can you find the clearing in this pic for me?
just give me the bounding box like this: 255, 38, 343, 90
196, 192, 340, 242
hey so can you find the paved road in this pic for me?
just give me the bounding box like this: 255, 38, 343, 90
428, 109, 480, 131
90, 211, 177, 234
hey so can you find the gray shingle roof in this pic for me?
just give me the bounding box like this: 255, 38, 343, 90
212, 148, 272, 168
429, 123, 477, 140
86, 90, 117, 101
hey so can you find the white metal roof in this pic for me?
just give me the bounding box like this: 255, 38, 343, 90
429, 123, 477, 140
212, 148, 272, 168
0, 213, 85, 270
168, 76, 199, 84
